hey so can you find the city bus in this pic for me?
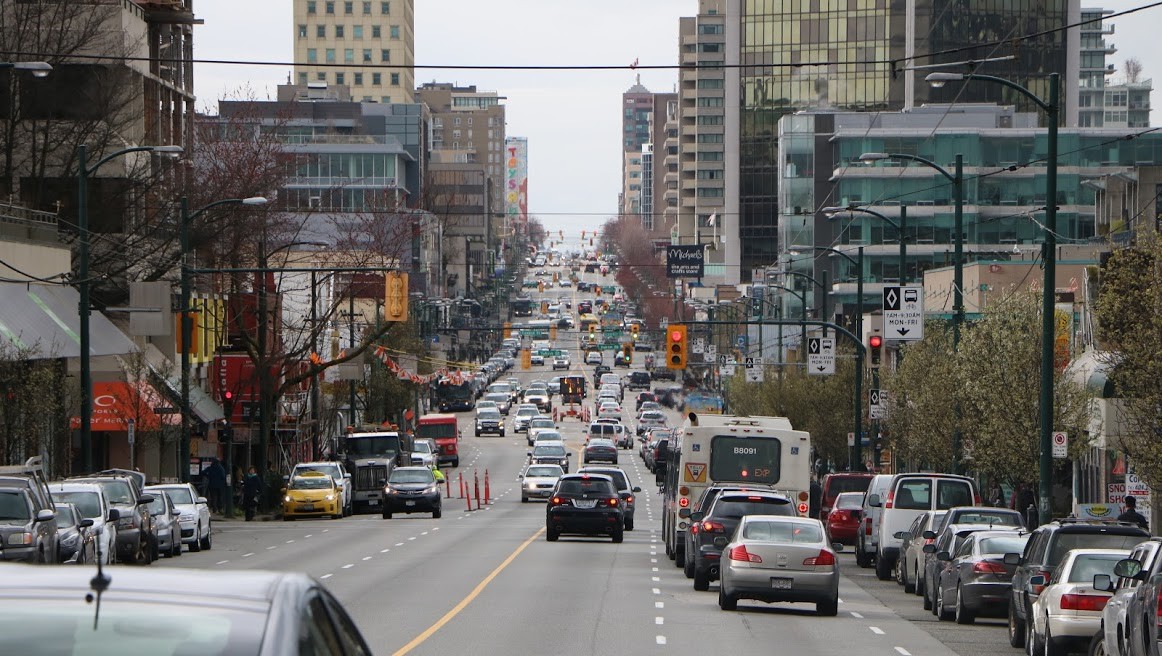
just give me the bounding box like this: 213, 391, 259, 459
433, 377, 475, 412
512, 297, 534, 317
661, 413, 812, 568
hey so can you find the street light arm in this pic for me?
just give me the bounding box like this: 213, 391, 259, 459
822, 205, 901, 230
926, 72, 1053, 112
789, 246, 859, 267
87, 145, 182, 175
873, 153, 954, 182
187, 196, 268, 222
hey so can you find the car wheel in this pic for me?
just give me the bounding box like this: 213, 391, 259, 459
190, 527, 202, 552
684, 552, 695, 579
1088, 633, 1106, 656
874, 550, 893, 581
693, 568, 710, 592
624, 516, 634, 531
475, 431, 481, 437
935, 582, 952, 621
433, 507, 442, 519
954, 585, 975, 624
546, 529, 559, 542
382, 511, 392, 519
922, 575, 933, 610
500, 431, 506, 437
201, 524, 212, 551
611, 527, 623, 543
1026, 607, 1043, 655
521, 495, 528, 503
1009, 598, 1026, 648
914, 564, 924, 596
817, 598, 839, 616
718, 586, 738, 611
855, 537, 871, 568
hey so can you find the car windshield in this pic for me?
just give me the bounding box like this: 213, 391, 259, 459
146, 495, 169, 516
91, 480, 133, 505
158, 487, 194, 505
1068, 554, 1126, 583
477, 401, 497, 409
485, 394, 508, 403
55, 506, 77, 529
534, 446, 566, 457
478, 410, 501, 419
54, 492, 101, 519
531, 419, 554, 428
826, 476, 873, 495
953, 511, 1021, 526
526, 466, 563, 478
1049, 534, 1147, 565
290, 476, 332, 490
713, 497, 795, 519
979, 535, 1029, 555
347, 436, 400, 458
743, 520, 824, 543
536, 432, 562, 442
390, 470, 435, 485
517, 408, 537, 417
413, 442, 433, 454
0, 491, 30, 522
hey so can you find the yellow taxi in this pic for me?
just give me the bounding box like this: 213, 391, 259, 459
282, 471, 342, 520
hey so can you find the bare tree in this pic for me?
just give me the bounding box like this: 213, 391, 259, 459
1125, 58, 1144, 84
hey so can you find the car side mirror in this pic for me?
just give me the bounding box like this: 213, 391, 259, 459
79, 518, 94, 529
136, 495, 155, 505
832, 543, 844, 553
343, 473, 351, 479
690, 511, 705, 522
922, 530, 937, 540
378, 478, 387, 487
34, 509, 55, 523
867, 494, 881, 507
1029, 574, 1046, 587
894, 531, 907, 540
282, 475, 290, 482
922, 544, 936, 554
1093, 574, 1114, 592
1003, 552, 1021, 566
936, 551, 951, 562
172, 509, 182, 517
633, 487, 641, 493
107, 509, 121, 522
1113, 558, 1144, 579
196, 497, 208, 505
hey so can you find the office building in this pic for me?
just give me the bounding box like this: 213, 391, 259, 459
293, 0, 415, 104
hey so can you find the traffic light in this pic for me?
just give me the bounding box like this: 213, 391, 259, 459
623, 343, 632, 363
666, 325, 688, 370
503, 322, 513, 338
630, 324, 640, 339
868, 334, 883, 368
383, 271, 409, 321
222, 390, 235, 422
589, 324, 596, 337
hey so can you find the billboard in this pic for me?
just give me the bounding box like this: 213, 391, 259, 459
666, 244, 705, 278
504, 137, 528, 227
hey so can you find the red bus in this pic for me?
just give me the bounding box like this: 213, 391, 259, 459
418, 413, 459, 467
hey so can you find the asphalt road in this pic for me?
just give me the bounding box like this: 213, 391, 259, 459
152, 268, 1024, 656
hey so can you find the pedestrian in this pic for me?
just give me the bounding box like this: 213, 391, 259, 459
809, 477, 822, 520
203, 459, 227, 513
1118, 495, 1149, 530
989, 481, 1006, 508
243, 466, 263, 522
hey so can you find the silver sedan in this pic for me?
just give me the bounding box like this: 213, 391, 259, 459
718, 515, 841, 615
520, 464, 564, 502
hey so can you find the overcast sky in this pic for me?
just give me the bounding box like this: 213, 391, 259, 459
192, 0, 1159, 245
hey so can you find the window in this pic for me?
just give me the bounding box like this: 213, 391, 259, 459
307, 48, 318, 63
697, 78, 724, 89
362, 49, 372, 63
697, 133, 724, 143
298, 24, 307, 38
335, 72, 345, 85
362, 1, 371, 14
316, 24, 326, 37
325, 1, 334, 13
317, 72, 327, 81
453, 117, 461, 126
353, 72, 363, 85
353, 25, 363, 38
698, 23, 724, 34
335, 25, 344, 38
701, 43, 721, 53
390, 72, 400, 86
697, 97, 725, 107
380, 49, 390, 62
372, 72, 381, 85
381, 1, 390, 12
344, 49, 354, 63
307, 0, 316, 14
344, 1, 353, 14
390, 25, 400, 39
893, 479, 931, 510
298, 72, 308, 84
452, 130, 461, 139
372, 25, 381, 38
325, 49, 335, 63
299, 595, 344, 655
381, 96, 390, 103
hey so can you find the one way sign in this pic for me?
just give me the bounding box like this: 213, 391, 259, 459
806, 337, 835, 376
883, 285, 924, 340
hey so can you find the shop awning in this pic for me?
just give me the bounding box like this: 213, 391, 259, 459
0, 283, 136, 360
142, 344, 225, 424
72, 381, 179, 432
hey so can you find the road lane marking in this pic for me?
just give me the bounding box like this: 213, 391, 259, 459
395, 542, 404, 546
850, 611, 864, 619
362, 556, 372, 561
381, 548, 391, 553
656, 636, 667, 645
242, 552, 254, 558
305, 534, 313, 538
652, 588, 660, 594
342, 564, 354, 569
655, 617, 664, 625
895, 649, 911, 656
651, 576, 660, 582
216, 560, 229, 565
267, 546, 277, 550
655, 602, 664, 609
320, 573, 332, 579
286, 540, 295, 544
408, 537, 417, 541
391, 527, 545, 656
870, 627, 885, 635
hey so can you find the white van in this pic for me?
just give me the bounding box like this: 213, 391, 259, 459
855, 474, 894, 569
868, 473, 977, 580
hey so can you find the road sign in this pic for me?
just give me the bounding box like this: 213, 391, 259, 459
1052, 431, 1068, 458
807, 337, 836, 375
744, 357, 764, 382
883, 285, 925, 340
869, 389, 884, 420
684, 462, 707, 483
691, 337, 705, 354
706, 344, 717, 359
736, 335, 748, 350
721, 355, 736, 376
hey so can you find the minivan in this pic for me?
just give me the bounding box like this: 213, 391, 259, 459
856, 474, 894, 569
869, 473, 978, 580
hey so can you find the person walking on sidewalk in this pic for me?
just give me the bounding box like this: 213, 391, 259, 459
243, 467, 263, 521
1118, 495, 1149, 530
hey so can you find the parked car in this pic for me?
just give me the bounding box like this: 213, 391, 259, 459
932, 505, 1026, 534
520, 464, 564, 503
0, 566, 374, 654
897, 510, 948, 595
718, 515, 840, 615
825, 492, 864, 546
923, 523, 1020, 613
0, 488, 57, 563
381, 466, 442, 519
689, 491, 797, 591
51, 502, 94, 565
68, 473, 154, 565
855, 474, 894, 569
1095, 538, 1162, 656
145, 483, 211, 553
819, 472, 875, 521
48, 482, 117, 565
288, 462, 353, 517
1029, 548, 1130, 655
144, 489, 183, 558
931, 529, 1030, 623
1006, 518, 1149, 650
869, 472, 978, 580
545, 473, 623, 543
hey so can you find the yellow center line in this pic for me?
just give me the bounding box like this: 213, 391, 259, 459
391, 526, 546, 656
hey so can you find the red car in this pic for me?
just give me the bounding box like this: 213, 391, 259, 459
826, 492, 864, 545
819, 472, 875, 521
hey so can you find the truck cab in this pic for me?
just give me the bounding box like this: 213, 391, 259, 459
418, 414, 460, 468
342, 430, 410, 513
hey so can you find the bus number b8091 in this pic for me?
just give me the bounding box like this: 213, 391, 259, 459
733, 447, 758, 456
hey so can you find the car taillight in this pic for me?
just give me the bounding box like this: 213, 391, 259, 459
923, 537, 935, 546
607, 498, 619, 506
701, 520, 726, 534
550, 496, 566, 506
690, 523, 699, 535
625, 495, 634, 504
678, 497, 689, 508
1156, 588, 1162, 629
1060, 594, 1108, 612
973, 492, 981, 505
728, 545, 762, 563
865, 518, 872, 535
885, 489, 895, 509
972, 560, 1008, 575
804, 550, 837, 566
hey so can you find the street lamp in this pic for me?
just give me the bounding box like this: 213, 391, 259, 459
927, 70, 1060, 525
0, 61, 53, 77
179, 196, 268, 484
77, 143, 182, 473
822, 205, 909, 284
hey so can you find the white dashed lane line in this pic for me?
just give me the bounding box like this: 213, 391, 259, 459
869, 627, 885, 635
895, 648, 912, 656
850, 611, 864, 619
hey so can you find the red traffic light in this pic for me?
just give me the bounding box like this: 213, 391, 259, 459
670, 330, 683, 342
223, 391, 234, 400
868, 335, 883, 349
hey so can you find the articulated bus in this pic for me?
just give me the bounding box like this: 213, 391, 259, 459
661, 413, 812, 568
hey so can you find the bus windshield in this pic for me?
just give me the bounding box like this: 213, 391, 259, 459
347, 436, 401, 458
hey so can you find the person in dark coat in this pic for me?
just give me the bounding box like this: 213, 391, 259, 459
242, 467, 263, 521
203, 459, 227, 513
1118, 495, 1149, 530
809, 477, 823, 520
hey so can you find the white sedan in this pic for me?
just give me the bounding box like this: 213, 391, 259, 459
145, 483, 212, 552
1030, 548, 1129, 655
597, 402, 622, 421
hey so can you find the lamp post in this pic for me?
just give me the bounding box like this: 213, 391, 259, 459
822, 205, 910, 284
927, 71, 1059, 525
77, 143, 182, 473
770, 284, 808, 360
0, 61, 52, 76
179, 196, 267, 483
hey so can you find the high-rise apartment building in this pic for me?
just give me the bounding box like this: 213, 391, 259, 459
621, 78, 654, 218
618, 79, 676, 245
1077, 8, 1152, 128
414, 82, 507, 186
293, 0, 415, 104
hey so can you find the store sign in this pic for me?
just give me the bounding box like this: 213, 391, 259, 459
666, 245, 705, 278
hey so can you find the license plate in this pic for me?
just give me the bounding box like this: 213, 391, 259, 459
771, 578, 793, 589
368, 500, 379, 505
573, 500, 597, 509
301, 504, 315, 511
405, 500, 416, 506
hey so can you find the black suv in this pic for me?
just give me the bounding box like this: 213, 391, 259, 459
681, 484, 776, 578
576, 466, 641, 531
689, 491, 796, 591
546, 474, 624, 543
627, 371, 651, 391
1006, 519, 1148, 650
69, 473, 155, 565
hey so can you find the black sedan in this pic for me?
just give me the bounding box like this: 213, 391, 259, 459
381, 467, 442, 519
546, 474, 624, 543
932, 530, 1029, 624
582, 440, 619, 465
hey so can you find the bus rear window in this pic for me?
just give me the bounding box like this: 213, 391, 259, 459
709, 436, 781, 484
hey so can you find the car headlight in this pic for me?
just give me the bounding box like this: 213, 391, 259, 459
60, 533, 79, 546
325, 494, 335, 501
7, 532, 33, 546
180, 512, 195, 521
284, 495, 292, 502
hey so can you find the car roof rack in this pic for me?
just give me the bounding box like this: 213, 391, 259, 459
1053, 517, 1142, 527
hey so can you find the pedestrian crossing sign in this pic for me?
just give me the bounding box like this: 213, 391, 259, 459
684, 462, 707, 483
